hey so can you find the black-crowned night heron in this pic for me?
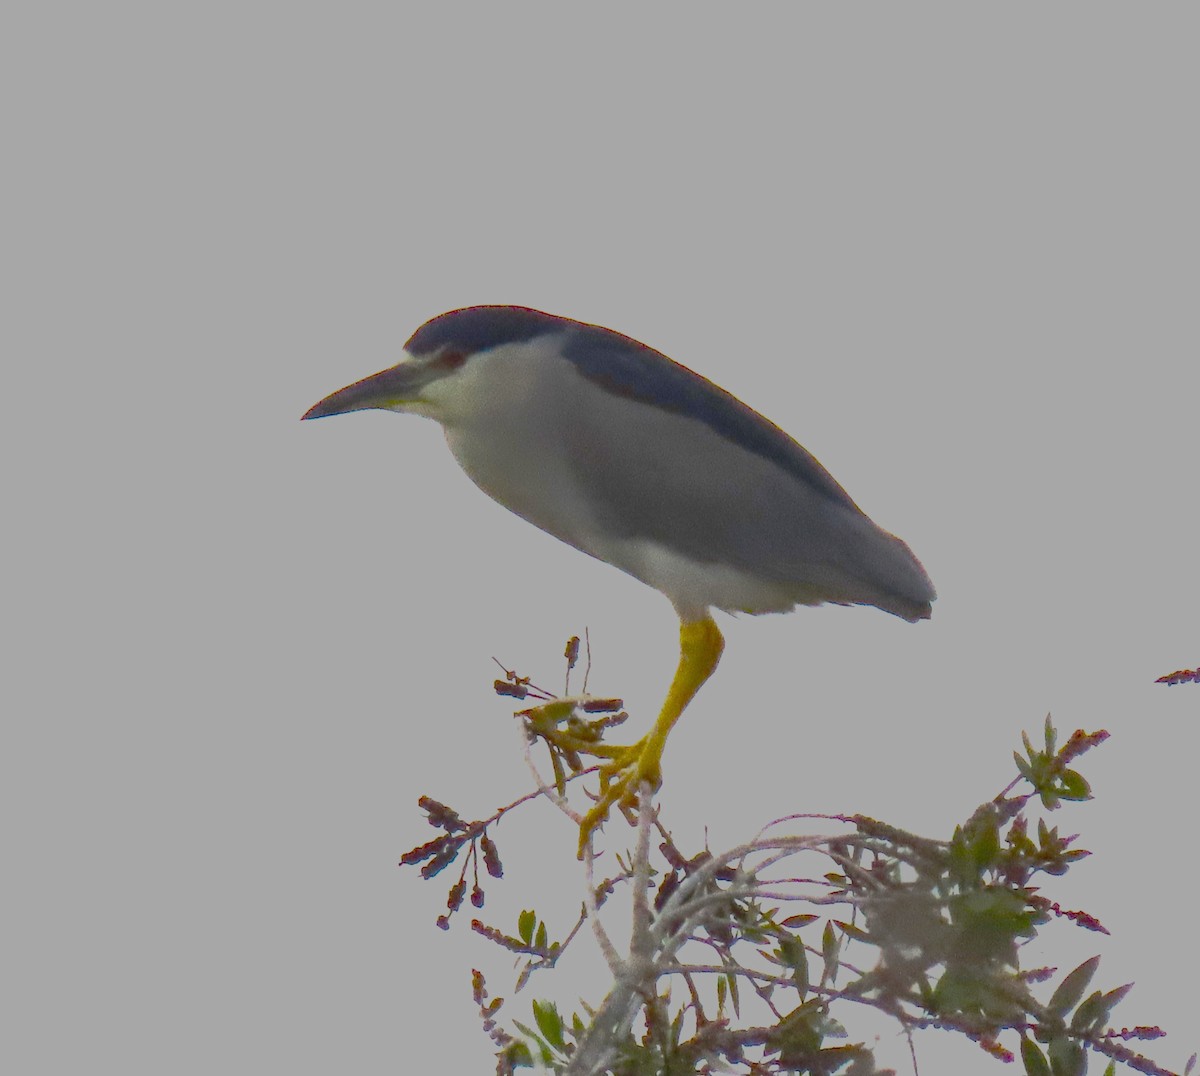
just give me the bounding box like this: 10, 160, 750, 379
303, 306, 934, 844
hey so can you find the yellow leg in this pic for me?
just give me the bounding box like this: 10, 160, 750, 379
578, 614, 724, 854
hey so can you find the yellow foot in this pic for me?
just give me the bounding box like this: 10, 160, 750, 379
574, 614, 725, 857
576, 737, 662, 856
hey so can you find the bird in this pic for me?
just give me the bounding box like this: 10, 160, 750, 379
303, 305, 935, 847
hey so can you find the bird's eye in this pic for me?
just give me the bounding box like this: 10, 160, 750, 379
438, 349, 467, 370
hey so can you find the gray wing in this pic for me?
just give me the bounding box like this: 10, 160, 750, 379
555, 337, 934, 620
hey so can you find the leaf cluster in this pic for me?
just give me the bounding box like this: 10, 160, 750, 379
400, 662, 1191, 1076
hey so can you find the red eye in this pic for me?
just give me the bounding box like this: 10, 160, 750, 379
439, 349, 467, 370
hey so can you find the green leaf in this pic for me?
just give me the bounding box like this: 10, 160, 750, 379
726, 967, 741, 1016
530, 699, 575, 722
834, 920, 872, 944
1070, 990, 1106, 1032
774, 1003, 824, 1064
518, 909, 536, 946
1048, 1034, 1085, 1076
778, 937, 809, 998
949, 826, 978, 884
535, 921, 548, 951
971, 817, 1001, 869
1059, 769, 1092, 801
532, 999, 566, 1052
822, 921, 840, 983
932, 966, 977, 1015
948, 885, 1037, 961
502, 1040, 535, 1069
511, 1021, 554, 1065
1020, 1037, 1052, 1076
669, 1005, 686, 1048
1073, 983, 1132, 1032
1048, 956, 1100, 1018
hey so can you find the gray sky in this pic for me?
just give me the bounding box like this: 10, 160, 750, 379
6, 5, 1196, 1074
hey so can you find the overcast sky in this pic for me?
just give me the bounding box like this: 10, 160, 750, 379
6, 5, 1197, 1074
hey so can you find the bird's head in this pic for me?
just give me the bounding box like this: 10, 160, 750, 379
301, 306, 569, 423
